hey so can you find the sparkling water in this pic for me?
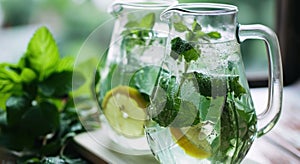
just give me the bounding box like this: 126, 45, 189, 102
145, 40, 258, 163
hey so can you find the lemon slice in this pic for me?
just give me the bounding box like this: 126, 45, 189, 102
170, 124, 212, 159
102, 86, 149, 138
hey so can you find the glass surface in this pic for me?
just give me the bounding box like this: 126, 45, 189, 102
96, 0, 176, 154
144, 3, 282, 163
179, 0, 276, 84
145, 40, 257, 163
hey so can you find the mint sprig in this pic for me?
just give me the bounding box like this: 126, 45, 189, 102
173, 19, 221, 42
121, 13, 156, 53
0, 27, 86, 163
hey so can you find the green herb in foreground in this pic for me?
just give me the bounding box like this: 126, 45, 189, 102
0, 27, 87, 163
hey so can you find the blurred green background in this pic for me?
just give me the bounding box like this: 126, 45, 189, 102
0, 0, 276, 79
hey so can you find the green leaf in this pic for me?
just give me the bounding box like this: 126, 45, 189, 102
0, 64, 22, 94
21, 101, 59, 137
170, 37, 200, 62
129, 66, 168, 100
213, 100, 236, 161
192, 72, 228, 97
21, 68, 37, 84
199, 96, 211, 121
194, 31, 206, 38
139, 13, 155, 29
25, 26, 60, 81
39, 71, 84, 97
182, 47, 201, 62
122, 37, 146, 53
124, 21, 140, 28
228, 76, 246, 98
56, 56, 74, 72
170, 100, 200, 127
6, 96, 30, 127
0, 128, 35, 151
170, 37, 184, 60
205, 96, 225, 123
0, 93, 10, 110
41, 140, 61, 156
207, 31, 221, 39
192, 20, 202, 32
151, 75, 180, 127
173, 22, 189, 32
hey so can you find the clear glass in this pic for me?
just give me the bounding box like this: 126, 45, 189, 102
145, 3, 283, 163
96, 0, 177, 155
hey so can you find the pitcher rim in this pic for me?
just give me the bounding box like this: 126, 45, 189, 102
161, 3, 238, 18
109, 0, 178, 14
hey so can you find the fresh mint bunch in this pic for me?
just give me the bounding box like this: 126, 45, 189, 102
0, 27, 87, 163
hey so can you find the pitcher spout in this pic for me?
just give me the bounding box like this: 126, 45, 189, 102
109, 0, 178, 17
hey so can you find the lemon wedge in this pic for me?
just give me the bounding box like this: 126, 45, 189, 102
102, 85, 148, 138
170, 125, 212, 159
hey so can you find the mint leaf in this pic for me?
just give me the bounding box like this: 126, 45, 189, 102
25, 26, 59, 81
39, 71, 84, 97
21, 68, 37, 84
124, 21, 140, 28
121, 13, 156, 53
182, 47, 200, 62
0, 94, 10, 110
216, 100, 236, 161
6, 96, 30, 127
56, 56, 74, 72
207, 31, 221, 39
21, 101, 59, 137
199, 96, 211, 121
192, 72, 232, 98
151, 75, 178, 127
139, 13, 155, 29
170, 37, 200, 62
228, 76, 246, 98
0, 64, 22, 95
122, 36, 146, 53
192, 20, 202, 32
129, 66, 168, 100
123, 13, 155, 30
191, 72, 246, 99
171, 100, 200, 127
173, 22, 189, 32
172, 20, 221, 42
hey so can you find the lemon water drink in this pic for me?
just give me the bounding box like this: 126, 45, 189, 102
98, 31, 167, 152
97, 4, 173, 152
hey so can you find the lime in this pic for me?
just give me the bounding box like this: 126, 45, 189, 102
170, 124, 212, 159
102, 85, 149, 138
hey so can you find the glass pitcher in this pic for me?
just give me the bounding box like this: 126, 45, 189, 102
96, 0, 177, 154
145, 3, 283, 163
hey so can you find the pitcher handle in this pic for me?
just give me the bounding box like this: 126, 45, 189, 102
237, 24, 283, 137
